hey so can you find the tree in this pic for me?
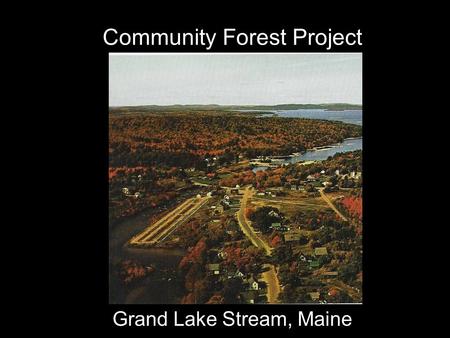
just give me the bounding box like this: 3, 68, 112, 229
222, 278, 243, 304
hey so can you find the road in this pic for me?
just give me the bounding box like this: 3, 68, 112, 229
130, 196, 209, 246
261, 264, 280, 304
236, 186, 280, 303
253, 196, 328, 208
319, 189, 348, 222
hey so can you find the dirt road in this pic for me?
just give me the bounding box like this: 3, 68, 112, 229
319, 189, 348, 221
236, 186, 280, 303
261, 264, 281, 304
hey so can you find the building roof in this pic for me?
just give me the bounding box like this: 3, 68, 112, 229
207, 263, 220, 271
314, 247, 328, 256
309, 260, 320, 268
322, 271, 338, 276
284, 233, 302, 241
309, 292, 320, 300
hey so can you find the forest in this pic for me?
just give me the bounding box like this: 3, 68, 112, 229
109, 112, 362, 168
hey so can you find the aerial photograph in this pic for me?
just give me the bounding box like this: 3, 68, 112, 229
109, 53, 363, 304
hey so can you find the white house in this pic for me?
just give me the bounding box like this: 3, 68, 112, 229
247, 277, 259, 290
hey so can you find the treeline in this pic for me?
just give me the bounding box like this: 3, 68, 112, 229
109, 114, 362, 168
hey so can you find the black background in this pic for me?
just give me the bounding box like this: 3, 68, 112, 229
40, 14, 403, 334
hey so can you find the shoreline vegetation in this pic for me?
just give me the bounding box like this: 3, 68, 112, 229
109, 103, 362, 115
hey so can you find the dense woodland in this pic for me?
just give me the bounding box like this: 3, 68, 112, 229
109, 113, 362, 168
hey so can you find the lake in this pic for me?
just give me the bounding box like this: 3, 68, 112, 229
252, 137, 362, 173
265, 109, 362, 126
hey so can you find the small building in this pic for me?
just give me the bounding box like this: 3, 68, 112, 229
307, 174, 316, 181
218, 250, 228, 260
309, 260, 320, 269
271, 223, 289, 232
247, 277, 259, 290
268, 210, 280, 218
322, 271, 338, 278
314, 247, 328, 256
257, 192, 265, 196
234, 270, 244, 278
207, 264, 220, 275
133, 192, 141, 199
122, 187, 129, 195
291, 185, 298, 191
196, 194, 202, 198
309, 292, 320, 301
335, 169, 340, 176
284, 233, 302, 242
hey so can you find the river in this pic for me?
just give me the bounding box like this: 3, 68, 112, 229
109, 207, 185, 304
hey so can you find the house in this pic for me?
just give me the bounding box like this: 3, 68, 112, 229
271, 223, 289, 232
307, 174, 316, 181
133, 192, 141, 199
335, 169, 340, 176
309, 260, 320, 269
196, 194, 202, 198
218, 250, 228, 260
284, 233, 302, 242
322, 271, 338, 278
122, 187, 130, 195
247, 276, 259, 290
320, 170, 326, 174
314, 247, 328, 256
268, 210, 280, 218
309, 292, 320, 301
257, 192, 265, 196
234, 270, 244, 278
207, 264, 220, 275
291, 185, 298, 191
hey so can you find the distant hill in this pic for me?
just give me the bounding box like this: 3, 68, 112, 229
109, 103, 362, 114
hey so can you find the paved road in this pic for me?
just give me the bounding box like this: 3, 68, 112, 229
236, 186, 280, 303
319, 189, 348, 222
